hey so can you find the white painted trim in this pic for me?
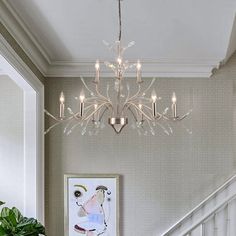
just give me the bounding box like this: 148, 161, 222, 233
0, 34, 43, 89
0, 0, 49, 76
180, 193, 236, 236
24, 91, 37, 218
161, 173, 236, 236
0, 36, 45, 223
224, 14, 236, 64
47, 59, 220, 78
0, 0, 222, 78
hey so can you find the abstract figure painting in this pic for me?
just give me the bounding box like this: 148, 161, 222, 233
65, 174, 119, 236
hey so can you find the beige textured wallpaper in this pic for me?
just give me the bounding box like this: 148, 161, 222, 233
45, 55, 236, 236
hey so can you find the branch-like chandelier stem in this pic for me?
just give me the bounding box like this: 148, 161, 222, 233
116, 79, 121, 116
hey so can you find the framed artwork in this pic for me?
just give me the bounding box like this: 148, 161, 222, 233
64, 174, 119, 236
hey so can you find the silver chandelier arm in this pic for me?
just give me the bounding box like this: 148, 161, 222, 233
44, 115, 74, 135
178, 109, 193, 121
164, 108, 192, 121
44, 109, 75, 134
65, 120, 82, 135
126, 102, 153, 121
81, 117, 93, 135
80, 77, 95, 96
128, 107, 138, 122
125, 84, 141, 103
44, 109, 60, 121
83, 102, 112, 121
67, 108, 82, 120
106, 84, 111, 101
125, 83, 130, 102
98, 106, 109, 122
146, 119, 156, 135
95, 84, 111, 103
44, 121, 61, 135
155, 121, 171, 135
122, 41, 135, 54
141, 77, 156, 96
63, 118, 77, 134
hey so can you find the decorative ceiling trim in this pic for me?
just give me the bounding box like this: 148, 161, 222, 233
224, 15, 236, 64
0, 0, 49, 76
0, 0, 221, 78
47, 60, 220, 78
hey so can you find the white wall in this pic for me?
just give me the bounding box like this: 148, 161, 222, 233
0, 75, 24, 212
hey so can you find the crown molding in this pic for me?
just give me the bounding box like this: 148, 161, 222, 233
0, 0, 221, 78
0, 0, 49, 76
46, 59, 220, 78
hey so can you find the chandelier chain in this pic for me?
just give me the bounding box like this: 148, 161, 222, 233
118, 0, 122, 41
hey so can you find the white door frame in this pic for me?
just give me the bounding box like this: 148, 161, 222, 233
0, 34, 44, 223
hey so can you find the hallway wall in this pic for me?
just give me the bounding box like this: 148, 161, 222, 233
45, 54, 236, 236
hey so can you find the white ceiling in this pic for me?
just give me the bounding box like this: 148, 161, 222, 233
1, 0, 236, 77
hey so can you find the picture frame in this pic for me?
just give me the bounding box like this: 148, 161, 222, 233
64, 174, 120, 236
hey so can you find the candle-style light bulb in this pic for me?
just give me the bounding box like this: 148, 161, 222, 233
59, 92, 65, 103
172, 92, 177, 104
117, 57, 122, 65
79, 91, 85, 117
172, 92, 177, 118
151, 90, 157, 103
59, 91, 65, 119
95, 60, 100, 83
95, 60, 100, 70
93, 103, 99, 121
136, 60, 142, 83
151, 90, 157, 117
138, 103, 144, 121
137, 60, 141, 70
79, 92, 85, 103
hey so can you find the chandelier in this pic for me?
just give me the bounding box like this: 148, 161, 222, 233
45, 0, 192, 135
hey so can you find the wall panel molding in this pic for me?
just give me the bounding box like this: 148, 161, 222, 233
0, 37, 45, 223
